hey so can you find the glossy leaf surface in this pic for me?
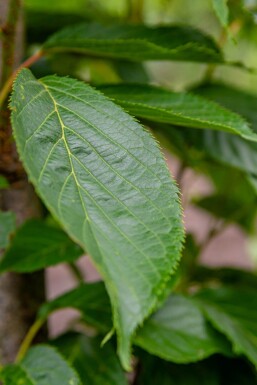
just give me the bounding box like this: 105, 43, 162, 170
43, 22, 223, 63
11, 69, 183, 369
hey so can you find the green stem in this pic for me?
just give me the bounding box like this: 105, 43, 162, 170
0, 50, 43, 109
15, 318, 45, 363
1, 0, 21, 88
127, 0, 144, 22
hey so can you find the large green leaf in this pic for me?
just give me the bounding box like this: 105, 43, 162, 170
43, 22, 223, 63
0, 220, 83, 272
194, 287, 257, 368
11, 68, 183, 369
0, 345, 81, 385
135, 294, 231, 363
100, 84, 256, 141
52, 333, 128, 385
0, 211, 16, 249
39, 282, 112, 332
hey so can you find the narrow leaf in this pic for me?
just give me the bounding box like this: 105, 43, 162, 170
135, 294, 231, 363
0, 345, 81, 385
0, 211, 16, 249
39, 282, 112, 332
212, 0, 229, 27
43, 22, 223, 63
11, 69, 183, 369
100, 84, 256, 141
194, 287, 257, 368
52, 333, 128, 385
0, 219, 83, 273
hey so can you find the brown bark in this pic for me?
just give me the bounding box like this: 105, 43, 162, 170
0, 0, 46, 365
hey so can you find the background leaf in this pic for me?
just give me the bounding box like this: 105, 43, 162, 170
0, 175, 9, 189
135, 294, 231, 363
11, 69, 183, 369
0, 211, 16, 249
194, 287, 257, 368
212, 0, 229, 27
100, 84, 256, 141
43, 22, 223, 63
52, 333, 128, 385
0, 345, 81, 385
39, 282, 112, 332
0, 220, 83, 272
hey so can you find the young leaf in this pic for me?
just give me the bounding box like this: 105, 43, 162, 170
43, 22, 223, 63
100, 84, 257, 141
39, 282, 112, 332
0, 211, 16, 249
52, 333, 128, 385
11, 69, 183, 369
194, 287, 257, 368
212, 0, 229, 28
0, 345, 81, 385
0, 219, 83, 273
135, 294, 231, 363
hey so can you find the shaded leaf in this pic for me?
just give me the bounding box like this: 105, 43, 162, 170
0, 345, 81, 385
194, 287, 257, 368
0, 220, 83, 273
135, 294, 231, 363
39, 282, 112, 332
43, 22, 223, 63
100, 84, 256, 141
11, 69, 183, 369
52, 333, 128, 385
0, 211, 16, 249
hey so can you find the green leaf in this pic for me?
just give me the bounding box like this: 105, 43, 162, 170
11, 68, 183, 370
212, 0, 229, 27
100, 84, 257, 142
43, 22, 223, 63
135, 294, 231, 363
0, 175, 9, 188
192, 83, 257, 175
0, 220, 83, 273
0, 211, 16, 249
52, 333, 128, 385
39, 282, 112, 332
194, 287, 257, 368
0, 345, 81, 385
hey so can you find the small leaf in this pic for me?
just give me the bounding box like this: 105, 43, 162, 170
194, 287, 257, 368
0, 211, 16, 249
212, 0, 229, 28
0, 345, 81, 385
39, 282, 112, 332
43, 22, 223, 63
100, 84, 257, 142
0, 220, 83, 273
52, 333, 128, 385
135, 294, 231, 363
11, 69, 184, 369
0, 175, 9, 189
